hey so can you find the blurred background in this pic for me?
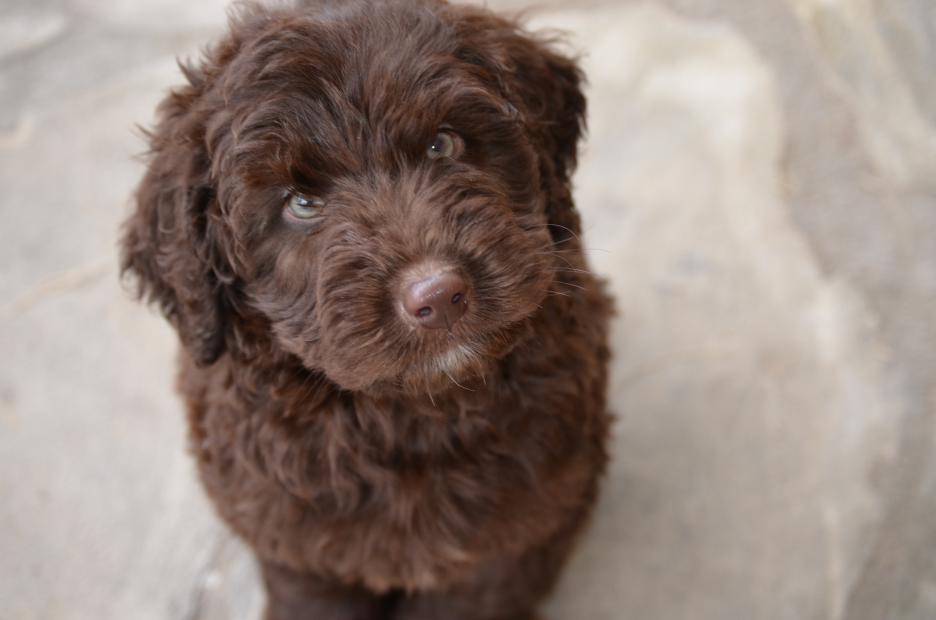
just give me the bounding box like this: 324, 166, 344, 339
2, 0, 935, 618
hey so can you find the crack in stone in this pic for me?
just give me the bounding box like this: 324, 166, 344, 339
0, 10, 68, 63
0, 258, 113, 319
0, 114, 35, 149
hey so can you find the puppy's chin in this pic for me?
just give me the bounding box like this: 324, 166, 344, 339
315, 350, 482, 396
315, 320, 533, 397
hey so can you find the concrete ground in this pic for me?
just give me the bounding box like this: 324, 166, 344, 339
1, 0, 935, 618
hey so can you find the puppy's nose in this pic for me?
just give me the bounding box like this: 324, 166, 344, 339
402, 271, 468, 329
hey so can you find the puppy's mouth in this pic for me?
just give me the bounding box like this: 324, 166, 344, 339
315, 294, 536, 397
382, 326, 523, 397
409, 343, 488, 393
387, 268, 544, 395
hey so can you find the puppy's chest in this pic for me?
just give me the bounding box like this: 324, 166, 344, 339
278, 407, 518, 526
218, 401, 552, 589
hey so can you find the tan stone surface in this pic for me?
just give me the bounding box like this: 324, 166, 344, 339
0, 1, 933, 618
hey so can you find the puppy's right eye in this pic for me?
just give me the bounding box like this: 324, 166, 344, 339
285, 194, 325, 221
427, 130, 464, 160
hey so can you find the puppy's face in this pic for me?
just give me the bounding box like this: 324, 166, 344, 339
124, 0, 585, 395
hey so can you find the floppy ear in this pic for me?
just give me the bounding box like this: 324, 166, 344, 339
453, 11, 588, 240
120, 62, 228, 366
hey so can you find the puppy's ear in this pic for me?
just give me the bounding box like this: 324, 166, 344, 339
120, 62, 228, 366
453, 11, 587, 239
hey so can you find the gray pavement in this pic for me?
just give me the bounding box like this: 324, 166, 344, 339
1, 1, 934, 619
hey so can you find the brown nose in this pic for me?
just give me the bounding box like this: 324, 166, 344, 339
402, 271, 469, 329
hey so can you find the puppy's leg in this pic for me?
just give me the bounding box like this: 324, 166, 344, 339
261, 561, 389, 620
393, 538, 573, 620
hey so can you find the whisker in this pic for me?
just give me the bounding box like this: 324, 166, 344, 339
444, 370, 475, 392
551, 234, 579, 247
547, 223, 581, 242
555, 279, 587, 292
550, 255, 578, 269
532, 247, 610, 257
530, 250, 578, 270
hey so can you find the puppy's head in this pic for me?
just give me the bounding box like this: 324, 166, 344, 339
121, 0, 586, 394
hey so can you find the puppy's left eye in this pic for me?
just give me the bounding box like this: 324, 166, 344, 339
427, 131, 463, 160
285, 194, 326, 221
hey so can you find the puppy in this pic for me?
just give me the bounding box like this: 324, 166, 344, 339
120, 1, 612, 618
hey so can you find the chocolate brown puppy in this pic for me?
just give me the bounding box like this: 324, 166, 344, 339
120, 1, 612, 618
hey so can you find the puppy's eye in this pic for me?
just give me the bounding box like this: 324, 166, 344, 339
286, 194, 325, 220
427, 131, 463, 160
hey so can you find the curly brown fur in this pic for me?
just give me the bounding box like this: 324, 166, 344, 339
120, 1, 612, 618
